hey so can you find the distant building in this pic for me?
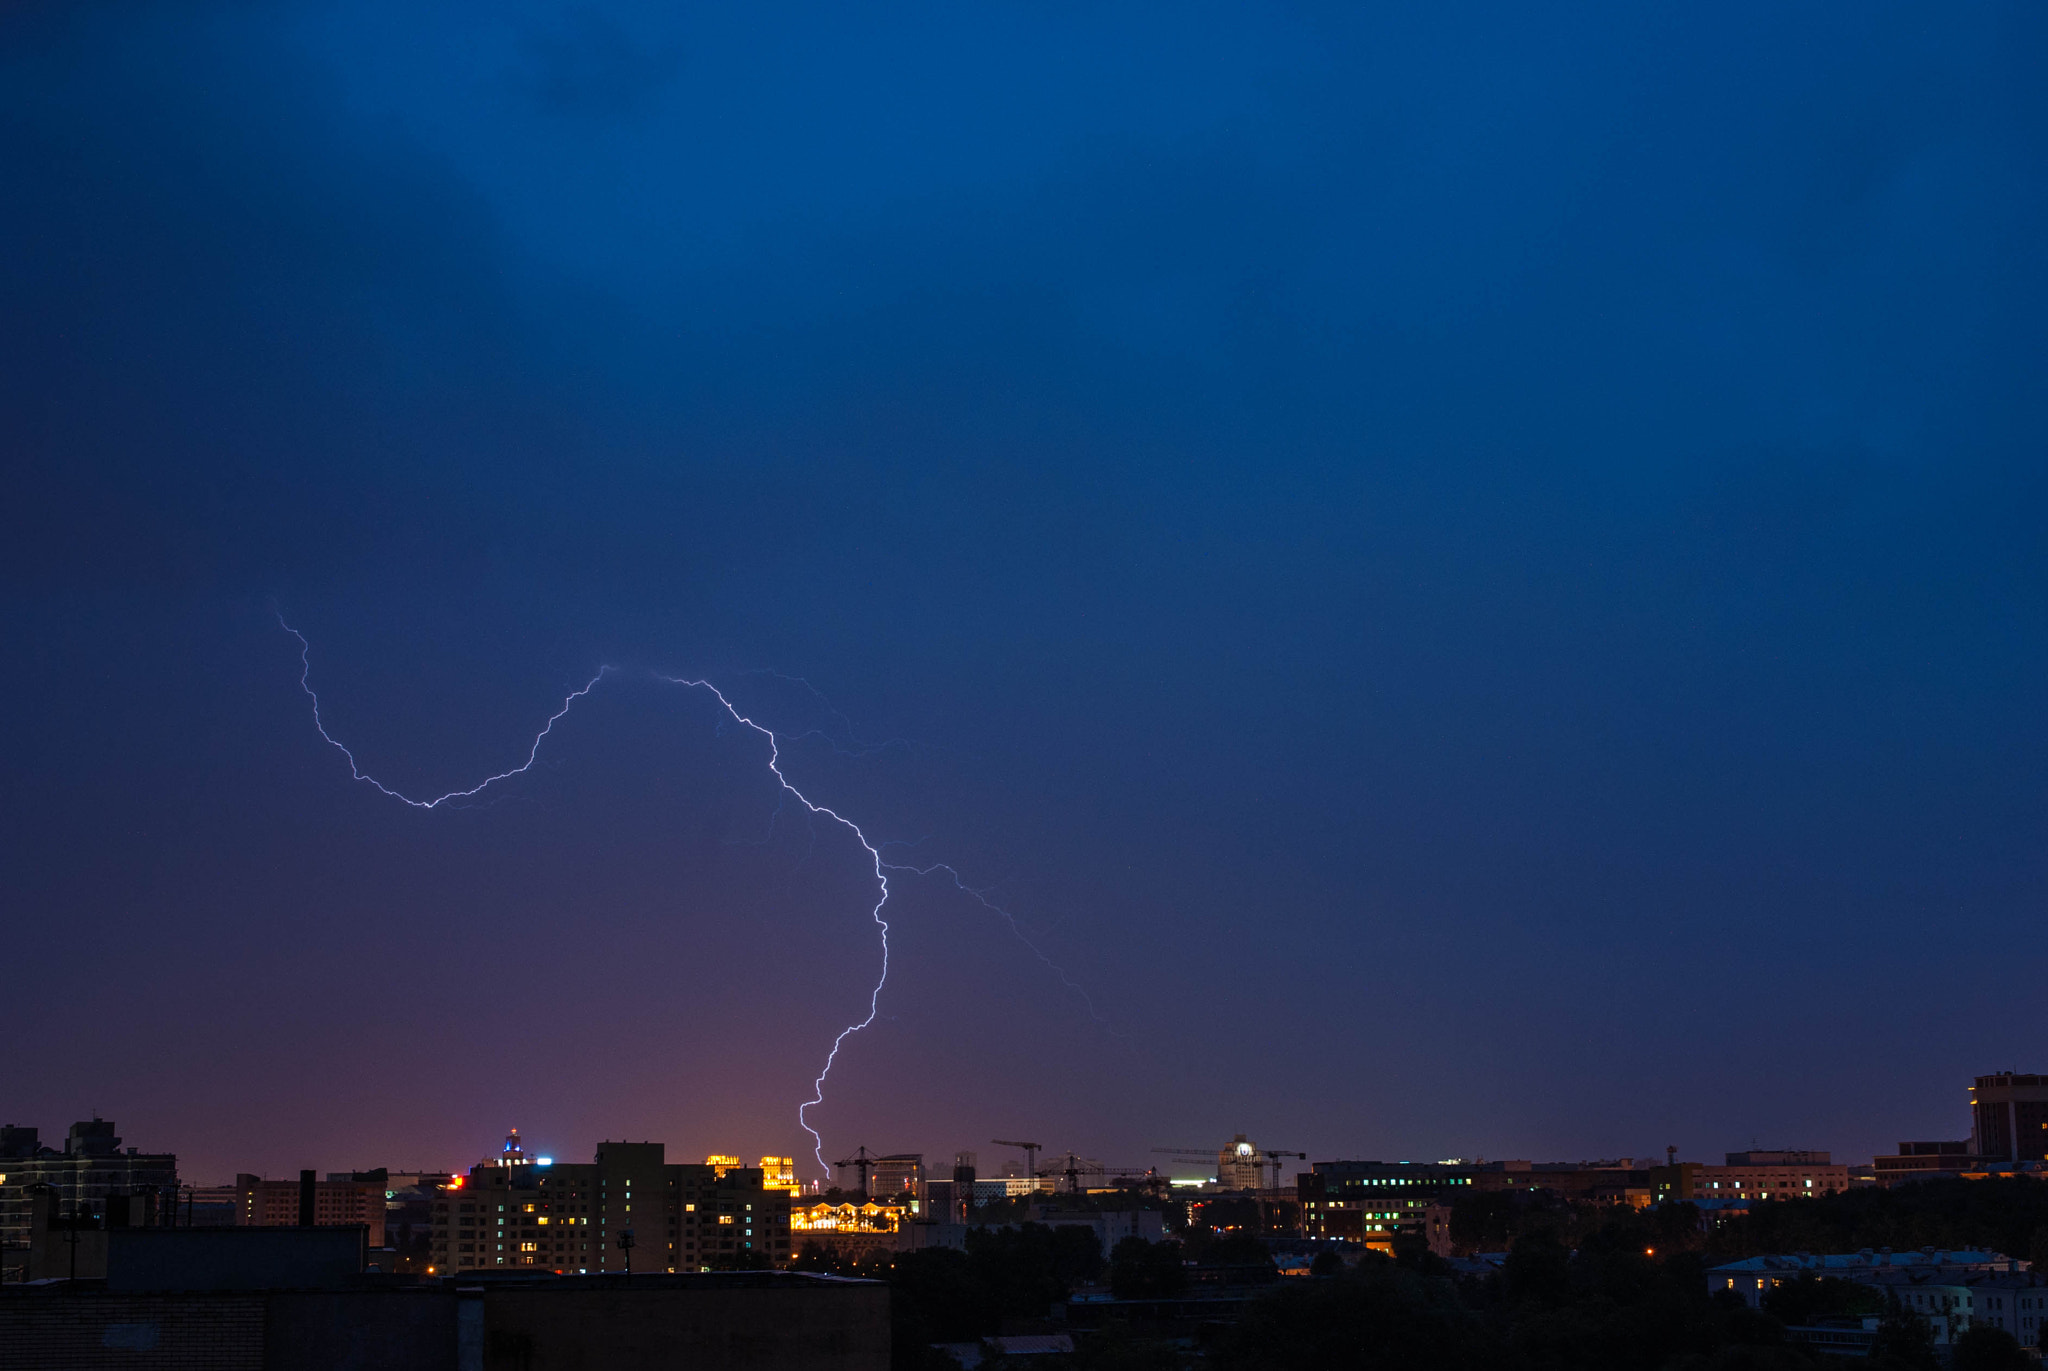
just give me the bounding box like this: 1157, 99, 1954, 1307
429, 1138, 793, 1274
760, 1157, 801, 1194
0, 1120, 177, 1277
1298, 1161, 1477, 1250
927, 1153, 981, 1222
1476, 1159, 1654, 1205
1916, 1271, 2048, 1346
235, 1173, 386, 1245
1870, 1139, 1986, 1182
1864, 1072, 2048, 1181
1425, 1202, 1456, 1258
870, 1154, 924, 1204
1649, 1151, 1850, 1204
793, 1199, 906, 1238
1707, 1249, 2024, 1309
182, 1184, 241, 1227
1971, 1073, 2048, 1163
1217, 1137, 1264, 1191
1712, 1254, 2048, 1348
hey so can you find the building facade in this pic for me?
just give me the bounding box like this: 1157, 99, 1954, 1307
1971, 1073, 2048, 1163
870, 1155, 924, 1204
0, 1121, 177, 1277
1871, 1140, 1980, 1182
1298, 1161, 1477, 1250
1476, 1159, 1654, 1204
1649, 1151, 1850, 1204
429, 1139, 793, 1274
233, 1174, 386, 1245
1707, 1250, 2024, 1310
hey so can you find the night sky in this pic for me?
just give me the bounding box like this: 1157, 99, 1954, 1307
4, 3, 2045, 1186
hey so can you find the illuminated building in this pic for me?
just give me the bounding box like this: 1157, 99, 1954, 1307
1217, 1136, 1264, 1190
1649, 1151, 1849, 1204
791, 1199, 906, 1236
430, 1137, 792, 1274
973, 1176, 1054, 1203
485, 1128, 537, 1169
1862, 1073, 2048, 1181
869, 1154, 923, 1205
788, 1198, 907, 1263
1298, 1161, 1477, 1250
1725, 1254, 2021, 1355
1969, 1073, 2048, 1163
0, 1121, 178, 1275
759, 1157, 800, 1194
710, 1154, 799, 1194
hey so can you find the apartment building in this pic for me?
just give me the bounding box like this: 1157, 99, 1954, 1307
430, 1139, 792, 1274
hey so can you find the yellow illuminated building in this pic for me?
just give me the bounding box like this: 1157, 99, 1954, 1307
791, 1200, 905, 1235
704, 1154, 799, 1194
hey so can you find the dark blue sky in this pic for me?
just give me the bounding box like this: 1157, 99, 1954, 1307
4, 2, 2044, 1184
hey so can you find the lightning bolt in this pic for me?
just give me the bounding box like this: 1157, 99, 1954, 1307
652, 675, 894, 1175
281, 617, 608, 808
280, 614, 1100, 1178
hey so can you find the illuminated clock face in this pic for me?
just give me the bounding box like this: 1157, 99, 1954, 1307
1236, 1143, 1254, 1157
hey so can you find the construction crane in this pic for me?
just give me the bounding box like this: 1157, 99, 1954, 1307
1261, 1151, 1308, 1189
834, 1146, 879, 1196
1150, 1146, 1218, 1179
1152, 1143, 1307, 1189
1038, 1152, 1091, 1194
990, 1139, 1041, 1184
1036, 1153, 1166, 1195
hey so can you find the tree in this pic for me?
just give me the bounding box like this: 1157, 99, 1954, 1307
1208, 1256, 1495, 1371
1109, 1238, 1186, 1299
1193, 1234, 1270, 1268
1951, 1325, 2030, 1371
1867, 1302, 1942, 1371
1502, 1230, 1571, 1305
1761, 1273, 1882, 1326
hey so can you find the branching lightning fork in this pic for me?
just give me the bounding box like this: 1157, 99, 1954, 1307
282, 618, 608, 809
280, 614, 1097, 1177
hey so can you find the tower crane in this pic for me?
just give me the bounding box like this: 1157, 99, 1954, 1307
990, 1139, 1041, 1183
1035, 1153, 1166, 1195
834, 1146, 879, 1197
1261, 1151, 1308, 1189
1152, 1141, 1307, 1189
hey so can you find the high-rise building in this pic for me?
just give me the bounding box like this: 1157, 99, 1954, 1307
1216, 1136, 1266, 1190
758, 1157, 800, 1195
429, 1138, 792, 1274
870, 1154, 924, 1204
1970, 1074, 2048, 1163
0, 1120, 178, 1274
